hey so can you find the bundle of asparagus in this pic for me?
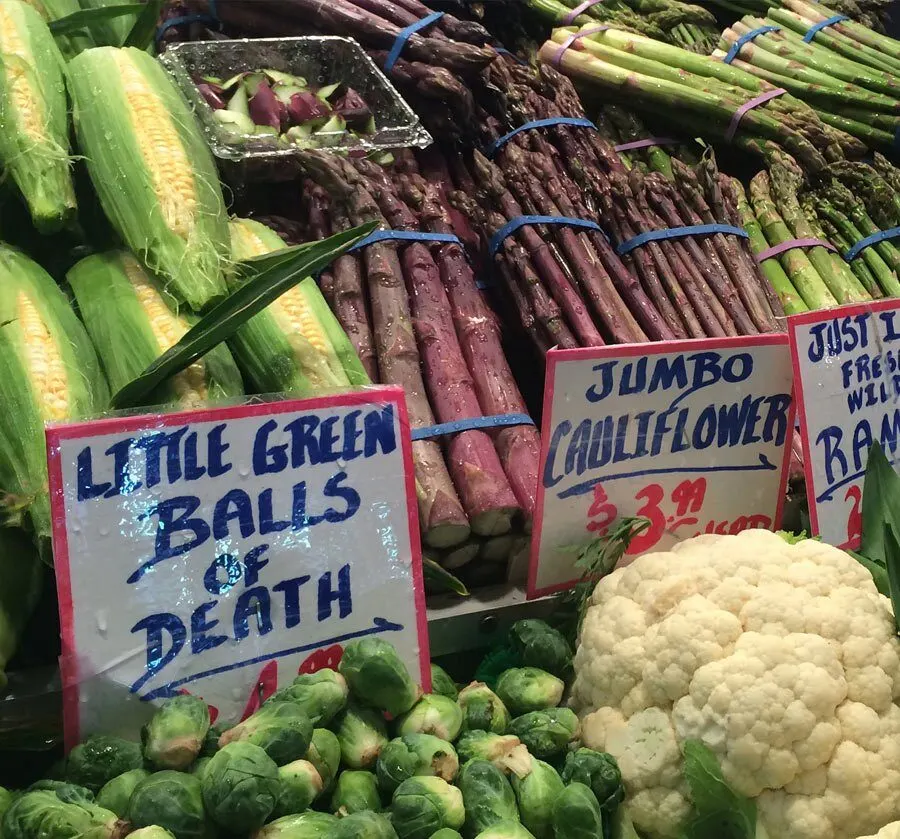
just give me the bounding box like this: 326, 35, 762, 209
540, 24, 867, 174
737, 148, 900, 310
183, 0, 495, 138
700, 0, 887, 34
522, 0, 720, 54
716, 2, 900, 151
436, 55, 783, 350
280, 149, 541, 588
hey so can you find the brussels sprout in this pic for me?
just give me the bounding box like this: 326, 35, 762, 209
330, 771, 381, 815
560, 750, 624, 813
28, 781, 94, 803
390, 777, 464, 839
66, 735, 144, 793
253, 811, 338, 839
507, 710, 579, 761
0, 787, 13, 821
127, 770, 206, 839
268, 669, 348, 725
456, 732, 532, 779
190, 758, 212, 780
494, 670, 563, 716
549, 783, 602, 839
97, 769, 151, 818
127, 828, 177, 839
429, 666, 458, 701
46, 759, 69, 781
475, 822, 536, 839
457, 684, 510, 734
201, 742, 280, 832
507, 621, 572, 679
334, 702, 389, 770
142, 695, 211, 770
396, 696, 462, 742
456, 760, 518, 837
2, 789, 121, 839
219, 701, 313, 765
332, 810, 398, 839
339, 638, 420, 717
428, 831, 462, 839
307, 728, 341, 791
511, 760, 564, 839
376, 735, 458, 795
273, 760, 323, 818
200, 724, 225, 758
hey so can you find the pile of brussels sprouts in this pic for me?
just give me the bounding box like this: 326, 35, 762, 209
0, 620, 637, 839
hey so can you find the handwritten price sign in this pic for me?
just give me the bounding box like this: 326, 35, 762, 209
788, 301, 900, 549
47, 388, 429, 746
529, 336, 795, 597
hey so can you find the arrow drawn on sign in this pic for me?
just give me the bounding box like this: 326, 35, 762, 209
136, 617, 404, 701
557, 452, 777, 500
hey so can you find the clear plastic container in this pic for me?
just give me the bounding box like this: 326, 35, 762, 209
160, 35, 432, 180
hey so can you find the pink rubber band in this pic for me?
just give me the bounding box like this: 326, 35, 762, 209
614, 137, 678, 152
551, 25, 610, 67
725, 88, 786, 142
756, 237, 837, 261
562, 0, 605, 24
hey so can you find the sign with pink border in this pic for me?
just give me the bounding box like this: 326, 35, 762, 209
47, 387, 429, 746
529, 335, 795, 598
788, 301, 900, 550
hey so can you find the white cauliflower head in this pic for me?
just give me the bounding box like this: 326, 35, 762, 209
573, 530, 900, 839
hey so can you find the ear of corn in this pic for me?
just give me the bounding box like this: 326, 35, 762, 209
66, 47, 230, 312
0, 0, 77, 232
68, 251, 245, 410
0, 243, 109, 549
228, 217, 371, 396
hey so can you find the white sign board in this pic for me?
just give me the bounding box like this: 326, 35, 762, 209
789, 300, 900, 549
529, 336, 795, 597
47, 387, 428, 746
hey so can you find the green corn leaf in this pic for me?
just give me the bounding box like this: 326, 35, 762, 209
110, 220, 377, 410
48, 4, 143, 36
124, 0, 164, 50
423, 556, 469, 597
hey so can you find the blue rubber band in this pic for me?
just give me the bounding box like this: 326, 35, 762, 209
893, 124, 900, 151
349, 229, 462, 252
489, 215, 605, 256
412, 413, 535, 440
844, 227, 900, 261
492, 46, 527, 65
486, 117, 597, 157
803, 14, 848, 42
156, 13, 218, 41
383, 11, 445, 71
616, 224, 749, 256
723, 25, 780, 64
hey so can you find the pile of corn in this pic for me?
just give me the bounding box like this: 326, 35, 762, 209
0, 0, 369, 556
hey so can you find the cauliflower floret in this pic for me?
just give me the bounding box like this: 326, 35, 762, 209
572, 530, 900, 839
